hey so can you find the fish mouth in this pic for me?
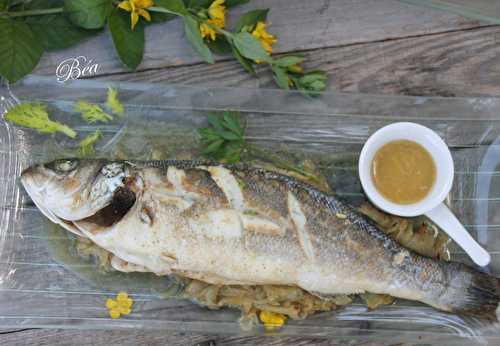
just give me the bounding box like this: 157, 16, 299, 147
21, 174, 85, 237
22, 172, 137, 237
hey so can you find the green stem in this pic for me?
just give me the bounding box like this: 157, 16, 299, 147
58, 124, 77, 139
0, 7, 63, 17
188, 13, 233, 37
210, 23, 232, 37
149, 6, 183, 16
247, 144, 319, 182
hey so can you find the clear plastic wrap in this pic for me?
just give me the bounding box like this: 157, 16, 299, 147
0, 76, 499, 345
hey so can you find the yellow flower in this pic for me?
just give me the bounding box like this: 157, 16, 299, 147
252, 22, 277, 55
106, 291, 134, 319
118, 0, 154, 30
208, 0, 225, 26
200, 0, 226, 41
200, 19, 219, 41
259, 310, 287, 330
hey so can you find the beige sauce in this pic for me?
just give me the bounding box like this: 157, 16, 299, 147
371, 140, 436, 205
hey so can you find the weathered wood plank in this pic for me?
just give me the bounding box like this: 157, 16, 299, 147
33, 0, 483, 77
95, 25, 500, 97
0, 329, 395, 346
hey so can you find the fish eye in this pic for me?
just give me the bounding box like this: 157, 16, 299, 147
45, 159, 79, 173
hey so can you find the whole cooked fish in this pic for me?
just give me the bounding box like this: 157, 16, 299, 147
21, 159, 500, 318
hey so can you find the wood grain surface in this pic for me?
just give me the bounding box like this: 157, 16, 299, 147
33, 0, 483, 77
3, 0, 499, 345
0, 329, 406, 346
97, 25, 500, 97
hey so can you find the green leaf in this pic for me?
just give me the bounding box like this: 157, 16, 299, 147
0, 0, 10, 11
226, 0, 249, 8
198, 127, 219, 141
23, 0, 64, 9
206, 36, 232, 55
187, 0, 211, 8
299, 71, 327, 85
155, 0, 188, 16
199, 111, 246, 163
0, 18, 44, 83
75, 100, 113, 123
272, 66, 290, 90
7, 0, 24, 6
307, 79, 326, 91
202, 139, 224, 154
106, 86, 124, 115
232, 32, 270, 63
295, 70, 328, 95
231, 46, 255, 74
109, 9, 145, 70
149, 11, 176, 23
207, 114, 224, 131
183, 16, 214, 63
5, 102, 76, 138
64, 0, 112, 29
78, 129, 102, 157
234, 9, 269, 32
218, 130, 241, 140
199, 132, 214, 142
274, 56, 304, 68
26, 15, 96, 51
219, 141, 242, 163
222, 112, 243, 136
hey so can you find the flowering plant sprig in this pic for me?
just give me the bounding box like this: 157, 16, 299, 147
151, 0, 327, 93
0, 0, 327, 93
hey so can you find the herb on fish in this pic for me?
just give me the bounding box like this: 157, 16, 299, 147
106, 87, 124, 116
358, 202, 451, 261
78, 129, 102, 157
198, 111, 325, 183
75, 101, 113, 124
4, 102, 76, 138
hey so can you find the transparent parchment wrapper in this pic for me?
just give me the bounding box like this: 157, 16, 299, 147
1, 76, 500, 345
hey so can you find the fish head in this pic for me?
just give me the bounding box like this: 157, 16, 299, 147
21, 159, 138, 223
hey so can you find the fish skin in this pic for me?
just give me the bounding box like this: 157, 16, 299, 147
21, 159, 500, 318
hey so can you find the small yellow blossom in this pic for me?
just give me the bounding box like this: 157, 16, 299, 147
208, 0, 225, 26
200, 19, 222, 41
105, 298, 117, 309
200, 0, 226, 41
106, 291, 134, 319
118, 0, 154, 30
259, 310, 287, 330
252, 22, 277, 55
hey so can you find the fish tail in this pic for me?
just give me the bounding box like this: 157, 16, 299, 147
440, 262, 499, 321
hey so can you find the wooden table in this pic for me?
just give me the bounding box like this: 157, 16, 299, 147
2, 0, 500, 345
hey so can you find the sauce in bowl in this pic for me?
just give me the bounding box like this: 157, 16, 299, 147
371, 140, 436, 205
